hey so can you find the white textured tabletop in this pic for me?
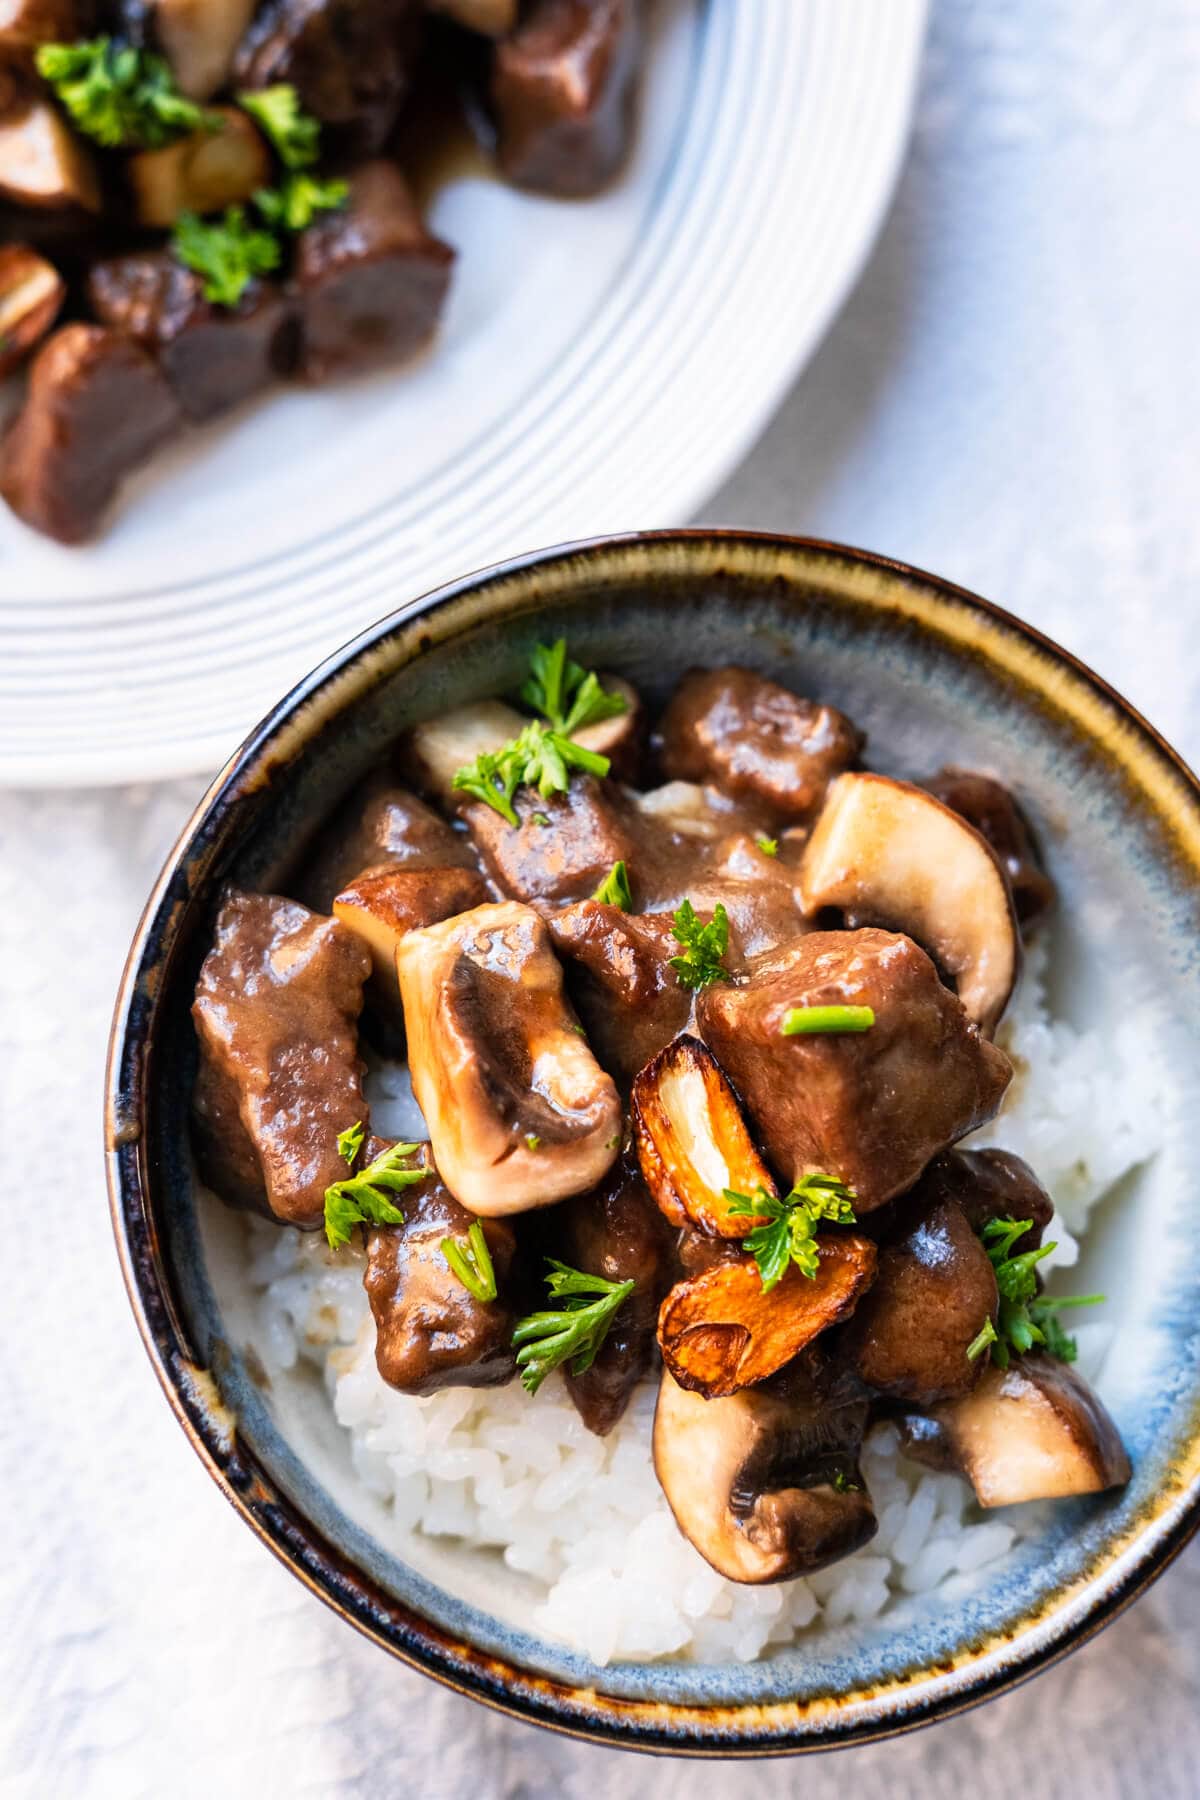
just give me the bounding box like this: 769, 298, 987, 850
4, 1, 1199, 1794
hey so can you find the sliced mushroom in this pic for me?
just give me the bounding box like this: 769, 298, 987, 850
129, 107, 271, 228
395, 900, 621, 1215
800, 773, 1020, 1034
402, 698, 526, 808
571, 673, 644, 782
632, 1034, 777, 1236
897, 1355, 1131, 1507
653, 1370, 876, 1583
333, 864, 487, 1010
150, 0, 258, 99
657, 1234, 877, 1397
0, 243, 63, 378
0, 96, 101, 212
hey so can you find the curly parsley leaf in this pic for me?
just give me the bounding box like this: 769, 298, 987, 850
172, 206, 281, 308
37, 36, 219, 148
669, 898, 729, 989
452, 721, 610, 825
520, 639, 628, 737
441, 1219, 497, 1304
237, 84, 320, 168
511, 1259, 634, 1395
968, 1216, 1104, 1368
323, 1135, 426, 1251
592, 859, 632, 909
254, 170, 347, 232
756, 836, 779, 857
725, 1174, 857, 1291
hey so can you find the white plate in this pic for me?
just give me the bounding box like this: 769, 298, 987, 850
0, 0, 927, 786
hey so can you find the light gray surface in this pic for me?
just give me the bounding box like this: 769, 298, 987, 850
3, 0, 1200, 1793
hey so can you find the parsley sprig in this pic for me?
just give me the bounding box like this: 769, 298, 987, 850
511, 1260, 634, 1395
441, 1219, 497, 1303
520, 639, 628, 737
172, 207, 281, 307
323, 1126, 426, 1250
452, 721, 610, 826
254, 171, 347, 232
37, 37, 218, 148
669, 898, 729, 989
966, 1216, 1104, 1368
725, 1174, 858, 1291
593, 859, 632, 908
240, 85, 347, 232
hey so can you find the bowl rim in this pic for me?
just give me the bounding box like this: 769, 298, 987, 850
105, 528, 1200, 1756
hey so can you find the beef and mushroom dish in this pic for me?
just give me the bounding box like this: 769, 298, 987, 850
0, 1, 646, 542
192, 646, 1130, 1603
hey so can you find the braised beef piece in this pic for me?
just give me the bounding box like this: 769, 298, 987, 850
841, 1190, 997, 1403
546, 1153, 671, 1434
0, 324, 180, 543
919, 1147, 1054, 1250
292, 161, 455, 380
363, 1140, 519, 1393
548, 900, 688, 1086
233, 0, 421, 153
191, 1049, 265, 1212
675, 1223, 741, 1277
192, 889, 371, 1227
697, 928, 1012, 1211
463, 776, 638, 906
88, 252, 290, 421
660, 667, 863, 822
0, 1, 89, 64
926, 768, 1055, 930
333, 862, 489, 1053
658, 831, 807, 962
300, 774, 479, 912
491, 0, 641, 197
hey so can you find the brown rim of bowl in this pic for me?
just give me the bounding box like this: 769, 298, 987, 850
105, 530, 1200, 1756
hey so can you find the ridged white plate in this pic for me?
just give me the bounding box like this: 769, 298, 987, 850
0, 0, 927, 786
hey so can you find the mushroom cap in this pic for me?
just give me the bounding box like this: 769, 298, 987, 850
800, 772, 1020, 1033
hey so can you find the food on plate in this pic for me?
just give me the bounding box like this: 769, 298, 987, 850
0, 5, 649, 541
193, 651, 1132, 1656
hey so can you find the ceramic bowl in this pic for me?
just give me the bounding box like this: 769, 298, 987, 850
107, 532, 1200, 1754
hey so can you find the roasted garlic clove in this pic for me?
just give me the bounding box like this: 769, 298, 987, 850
632, 1034, 777, 1237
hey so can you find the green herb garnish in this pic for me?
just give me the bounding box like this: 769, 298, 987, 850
756, 836, 779, 857
725, 1175, 857, 1291
254, 171, 347, 232
781, 1005, 876, 1036
524, 1133, 542, 1152
668, 898, 729, 989
512, 1260, 634, 1395
323, 1130, 426, 1250
237, 84, 319, 168
593, 859, 633, 909
171, 206, 281, 307
441, 1219, 497, 1304
967, 1216, 1104, 1368
520, 639, 628, 737
452, 721, 610, 826
37, 37, 218, 147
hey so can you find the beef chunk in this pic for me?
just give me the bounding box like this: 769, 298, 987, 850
464, 776, 637, 906
0, 324, 180, 543
697, 928, 1012, 1211
491, 0, 641, 197
300, 775, 478, 912
548, 900, 687, 1086
292, 161, 454, 380
191, 1046, 265, 1211
363, 1142, 518, 1393
841, 1192, 997, 1403
926, 768, 1055, 931
660, 667, 862, 822
192, 890, 371, 1227
233, 0, 421, 153
919, 1147, 1055, 1250
88, 252, 288, 421
549, 1153, 671, 1434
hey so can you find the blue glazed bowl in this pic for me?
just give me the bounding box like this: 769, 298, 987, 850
107, 532, 1200, 1753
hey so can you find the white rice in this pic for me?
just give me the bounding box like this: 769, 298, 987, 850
244, 934, 1160, 1666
